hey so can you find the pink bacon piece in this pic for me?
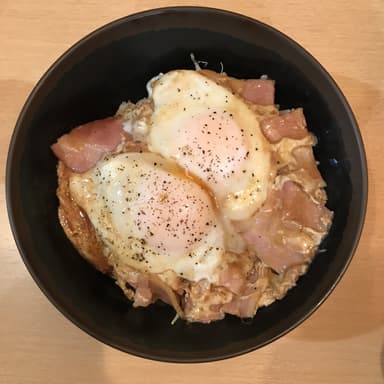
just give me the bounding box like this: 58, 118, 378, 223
281, 181, 332, 233
260, 108, 308, 143
292, 145, 323, 182
51, 116, 127, 173
241, 79, 275, 105
124, 272, 183, 317
236, 181, 332, 273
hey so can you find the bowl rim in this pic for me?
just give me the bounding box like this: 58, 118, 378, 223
6, 6, 368, 363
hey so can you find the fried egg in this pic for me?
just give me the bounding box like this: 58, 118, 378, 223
146, 70, 273, 221
69, 152, 226, 283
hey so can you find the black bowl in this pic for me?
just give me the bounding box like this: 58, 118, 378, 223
6, 7, 367, 362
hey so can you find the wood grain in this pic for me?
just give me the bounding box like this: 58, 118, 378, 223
1, 1, 383, 383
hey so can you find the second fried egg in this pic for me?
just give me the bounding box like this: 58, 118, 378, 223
147, 70, 273, 221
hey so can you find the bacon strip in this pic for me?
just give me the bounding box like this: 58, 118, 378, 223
281, 181, 332, 232
51, 116, 127, 173
126, 273, 183, 317
199, 70, 275, 106
260, 109, 308, 143
236, 181, 332, 273
241, 79, 275, 105
218, 263, 246, 295
222, 292, 261, 318
292, 145, 323, 181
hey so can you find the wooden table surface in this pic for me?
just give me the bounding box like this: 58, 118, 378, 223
1, 1, 383, 383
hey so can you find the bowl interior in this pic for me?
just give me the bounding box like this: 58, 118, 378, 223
6, 7, 367, 362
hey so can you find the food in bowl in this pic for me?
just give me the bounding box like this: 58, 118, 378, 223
51, 66, 333, 323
